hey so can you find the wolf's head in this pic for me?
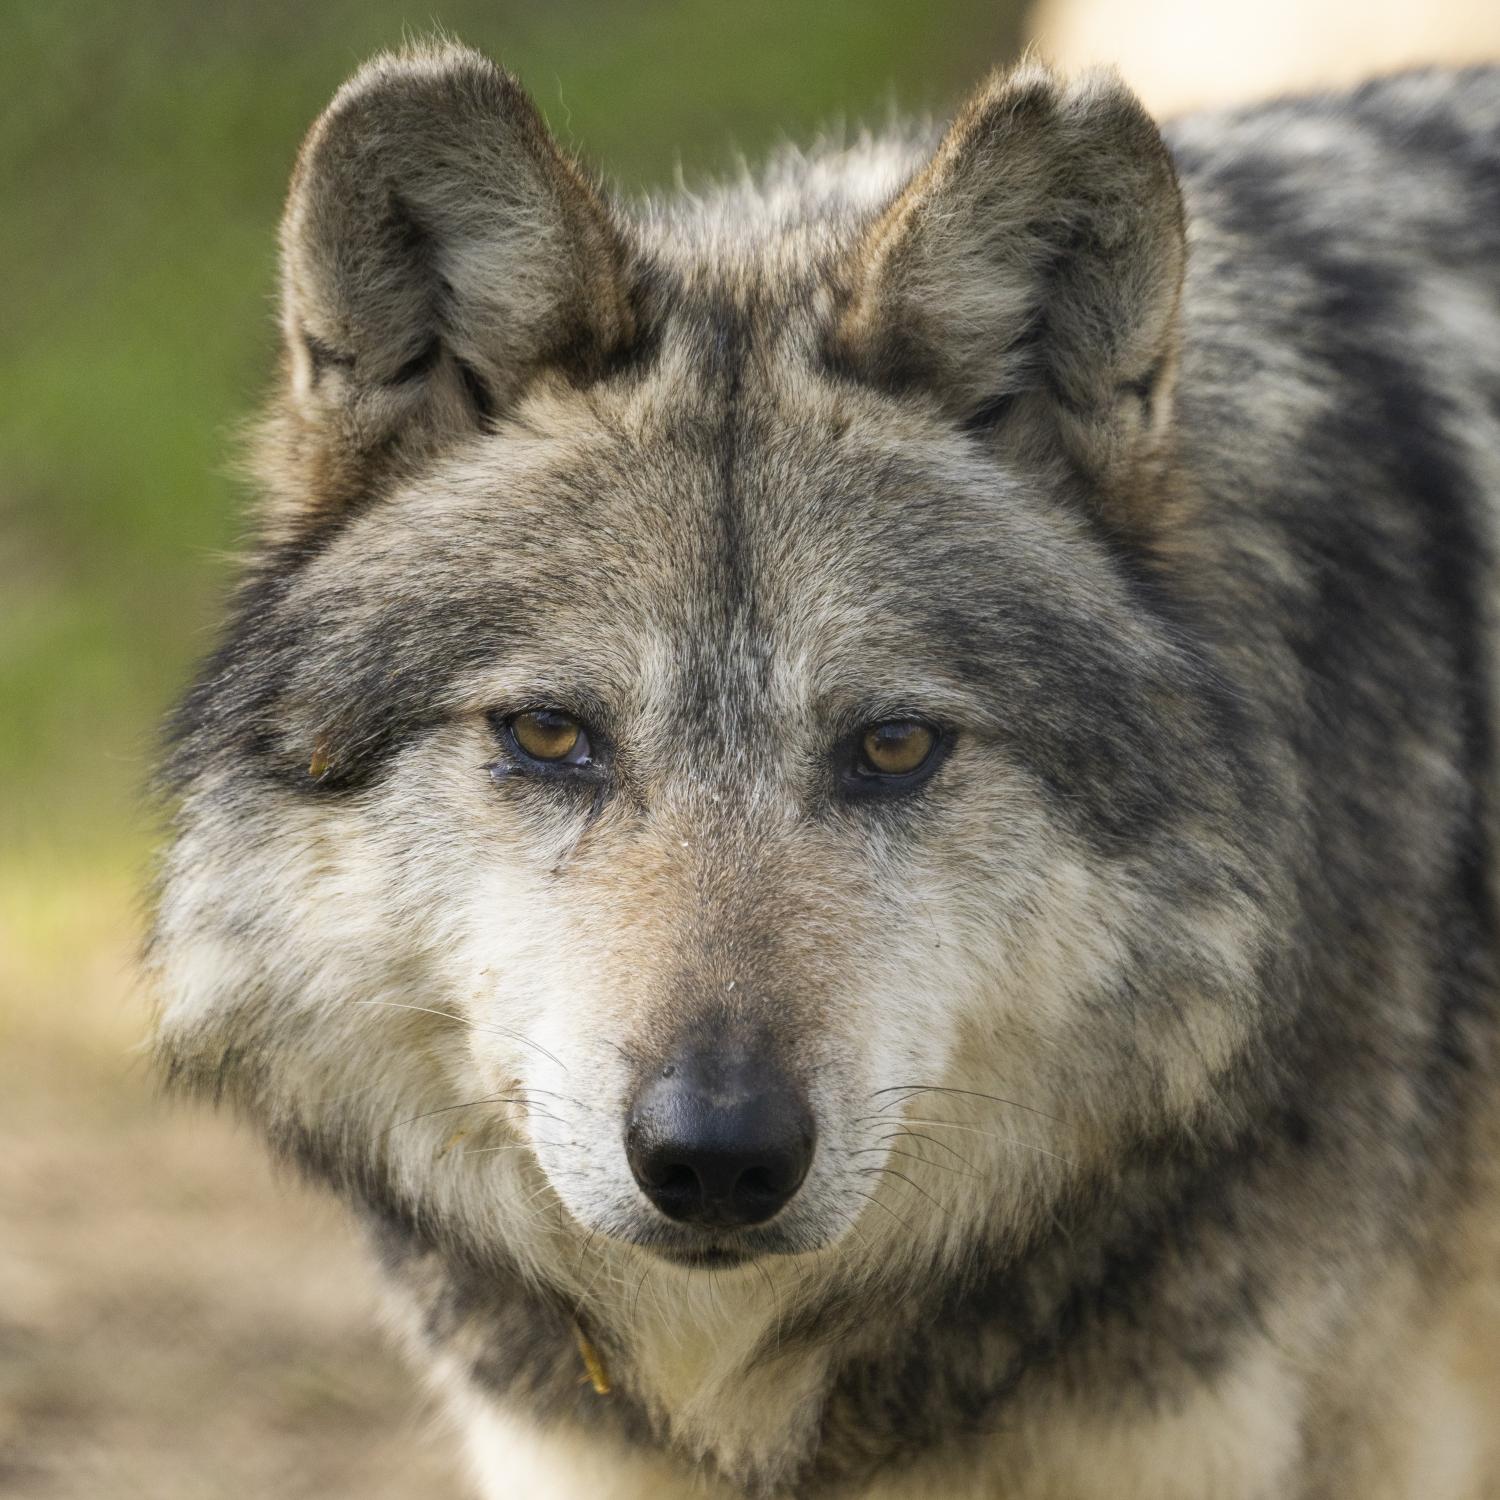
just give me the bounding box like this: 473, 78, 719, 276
152, 44, 1274, 1375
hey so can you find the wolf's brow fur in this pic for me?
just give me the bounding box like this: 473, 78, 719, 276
150, 42, 1500, 1500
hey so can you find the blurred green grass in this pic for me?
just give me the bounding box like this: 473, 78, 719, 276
0, 0, 1024, 879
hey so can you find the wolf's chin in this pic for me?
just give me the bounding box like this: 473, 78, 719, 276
603, 1217, 833, 1269
649, 1244, 754, 1269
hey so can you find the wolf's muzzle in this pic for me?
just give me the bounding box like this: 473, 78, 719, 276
625, 1049, 815, 1229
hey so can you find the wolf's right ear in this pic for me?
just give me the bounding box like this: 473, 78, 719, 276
263, 45, 632, 535
830, 67, 1185, 525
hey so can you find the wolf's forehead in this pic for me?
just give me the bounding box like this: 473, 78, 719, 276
477, 397, 977, 654
347, 299, 1093, 732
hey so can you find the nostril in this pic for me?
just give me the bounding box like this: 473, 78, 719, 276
655, 1162, 698, 1194
636, 1157, 705, 1219
625, 1050, 816, 1230
737, 1165, 777, 1198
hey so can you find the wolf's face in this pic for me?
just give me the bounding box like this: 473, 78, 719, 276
154, 48, 1270, 1306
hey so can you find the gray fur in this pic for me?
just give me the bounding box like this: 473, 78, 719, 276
150, 43, 1500, 1499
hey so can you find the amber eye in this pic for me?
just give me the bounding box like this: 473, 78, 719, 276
858, 720, 938, 778
508, 709, 590, 765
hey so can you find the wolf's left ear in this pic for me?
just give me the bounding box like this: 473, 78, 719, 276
831, 68, 1185, 511
265, 45, 632, 532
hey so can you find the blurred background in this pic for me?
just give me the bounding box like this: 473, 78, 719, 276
3, 1, 1497, 1495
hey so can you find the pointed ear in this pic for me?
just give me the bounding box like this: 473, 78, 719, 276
263, 45, 632, 534
830, 67, 1185, 513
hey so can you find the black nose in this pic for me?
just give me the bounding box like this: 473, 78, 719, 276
625, 1050, 815, 1228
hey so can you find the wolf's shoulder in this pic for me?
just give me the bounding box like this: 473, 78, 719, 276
1166, 62, 1500, 156
1164, 65, 1500, 260
1158, 62, 1500, 453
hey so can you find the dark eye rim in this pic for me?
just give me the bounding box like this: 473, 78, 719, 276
485, 706, 607, 784
840, 717, 953, 799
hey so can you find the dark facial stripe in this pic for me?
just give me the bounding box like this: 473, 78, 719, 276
163, 534, 532, 797
676, 293, 775, 752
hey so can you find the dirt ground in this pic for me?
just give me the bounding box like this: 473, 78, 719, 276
0, 870, 464, 1499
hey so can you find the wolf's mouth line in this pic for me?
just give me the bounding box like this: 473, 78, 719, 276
651, 1244, 751, 1268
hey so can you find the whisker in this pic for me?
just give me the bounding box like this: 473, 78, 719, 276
861, 1166, 952, 1218
631, 1265, 653, 1323
853, 1189, 917, 1237
822, 1218, 870, 1290
646, 1267, 676, 1330
460, 1141, 550, 1157
518, 1177, 563, 1212
353, 1000, 568, 1071
840, 1212, 876, 1261
850, 1145, 979, 1180
525, 1087, 594, 1111
573, 1236, 614, 1316
574, 1224, 603, 1283
880, 1128, 980, 1174
871, 1084, 1065, 1126
751, 1255, 783, 1345
382, 1096, 564, 1135
863, 1114, 1077, 1167
383, 1097, 517, 1133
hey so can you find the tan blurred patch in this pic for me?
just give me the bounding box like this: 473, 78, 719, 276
1029, 0, 1500, 115
0, 866, 462, 1499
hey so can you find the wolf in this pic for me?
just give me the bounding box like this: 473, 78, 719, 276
149, 42, 1500, 1499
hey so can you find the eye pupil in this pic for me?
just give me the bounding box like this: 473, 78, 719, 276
860, 720, 937, 777
511, 709, 584, 763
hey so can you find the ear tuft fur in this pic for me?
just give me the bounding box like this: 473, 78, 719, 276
262, 44, 632, 536
832, 65, 1186, 509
